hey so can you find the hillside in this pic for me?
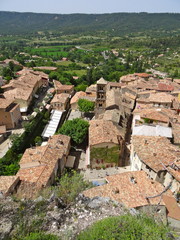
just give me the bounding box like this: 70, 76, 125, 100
0, 11, 180, 35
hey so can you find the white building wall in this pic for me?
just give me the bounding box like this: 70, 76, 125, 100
130, 149, 142, 171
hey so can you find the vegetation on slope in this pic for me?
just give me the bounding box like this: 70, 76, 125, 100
77, 214, 170, 240
0, 12, 180, 35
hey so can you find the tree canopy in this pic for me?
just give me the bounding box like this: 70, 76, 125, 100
58, 118, 89, 144
78, 99, 95, 113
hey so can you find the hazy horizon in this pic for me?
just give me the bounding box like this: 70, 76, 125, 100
0, 0, 180, 14
0, 10, 180, 15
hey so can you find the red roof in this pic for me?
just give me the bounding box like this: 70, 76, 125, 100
134, 73, 151, 78
158, 83, 174, 92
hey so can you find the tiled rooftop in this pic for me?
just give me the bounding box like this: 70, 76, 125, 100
70, 91, 86, 104
163, 195, 180, 220
158, 83, 174, 92
0, 176, 19, 195
131, 136, 180, 172
83, 171, 172, 208
89, 120, 123, 146
148, 92, 174, 103
18, 134, 70, 188
0, 98, 13, 109
51, 93, 70, 104
139, 109, 170, 123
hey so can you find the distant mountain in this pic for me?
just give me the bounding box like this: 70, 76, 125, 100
0, 11, 180, 35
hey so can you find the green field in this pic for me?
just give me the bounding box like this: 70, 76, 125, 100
65, 69, 87, 77
25, 46, 73, 58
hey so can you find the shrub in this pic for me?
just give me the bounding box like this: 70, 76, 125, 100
55, 171, 92, 205
77, 214, 170, 240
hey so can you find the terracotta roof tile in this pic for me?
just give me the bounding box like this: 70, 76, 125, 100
140, 109, 170, 123
163, 195, 180, 220
134, 73, 151, 78
83, 171, 171, 208
18, 134, 70, 188
50, 93, 70, 104
89, 120, 123, 146
148, 92, 174, 103
132, 136, 180, 172
0, 98, 13, 109
158, 83, 174, 92
70, 91, 86, 104
0, 176, 20, 195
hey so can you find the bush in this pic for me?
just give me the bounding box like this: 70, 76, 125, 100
55, 171, 92, 205
77, 214, 170, 240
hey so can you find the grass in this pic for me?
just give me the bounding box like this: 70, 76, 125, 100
91, 146, 120, 164
65, 69, 87, 77
25, 46, 72, 58
56, 61, 88, 67
56, 60, 73, 66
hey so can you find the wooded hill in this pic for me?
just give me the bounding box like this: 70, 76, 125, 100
0, 11, 180, 35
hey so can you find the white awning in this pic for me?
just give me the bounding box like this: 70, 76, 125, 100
42, 110, 63, 138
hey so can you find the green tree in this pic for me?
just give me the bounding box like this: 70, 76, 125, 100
58, 118, 89, 144
75, 84, 88, 92
78, 99, 95, 113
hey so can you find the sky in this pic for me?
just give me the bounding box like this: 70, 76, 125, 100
0, 0, 180, 14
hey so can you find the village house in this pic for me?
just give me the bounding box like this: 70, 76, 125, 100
157, 82, 174, 92
83, 171, 179, 224
53, 80, 74, 95
140, 109, 171, 126
70, 91, 96, 110
70, 91, 86, 110
1, 70, 49, 113
88, 120, 125, 169
137, 90, 157, 99
14, 134, 71, 198
133, 104, 180, 143
3, 59, 22, 67
16, 68, 49, 87
130, 136, 180, 195
0, 176, 20, 197
50, 93, 70, 111
85, 84, 97, 95
132, 108, 172, 138
119, 73, 151, 85
120, 74, 140, 85
106, 82, 123, 91
0, 98, 22, 129
136, 92, 175, 109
